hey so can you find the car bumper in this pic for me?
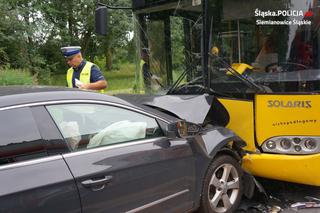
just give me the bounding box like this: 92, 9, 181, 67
242, 153, 320, 186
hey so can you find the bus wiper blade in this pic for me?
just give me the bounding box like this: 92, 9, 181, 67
209, 53, 266, 93
167, 69, 187, 94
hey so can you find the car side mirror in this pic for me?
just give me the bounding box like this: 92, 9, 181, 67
167, 120, 201, 138
95, 5, 108, 35
167, 122, 180, 138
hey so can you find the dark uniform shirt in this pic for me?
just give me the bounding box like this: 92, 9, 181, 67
143, 62, 152, 89
70, 60, 105, 88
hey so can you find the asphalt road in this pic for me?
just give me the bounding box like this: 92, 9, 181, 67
237, 177, 320, 213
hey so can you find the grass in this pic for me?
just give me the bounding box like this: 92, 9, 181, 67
103, 63, 135, 91
0, 68, 34, 85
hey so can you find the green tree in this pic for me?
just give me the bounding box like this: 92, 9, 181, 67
0, 0, 134, 82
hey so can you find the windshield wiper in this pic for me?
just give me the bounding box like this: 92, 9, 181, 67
168, 55, 266, 94
209, 53, 266, 93
167, 68, 233, 97
167, 69, 188, 94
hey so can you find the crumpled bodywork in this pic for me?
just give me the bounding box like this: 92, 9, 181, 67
116, 94, 229, 126
143, 94, 214, 124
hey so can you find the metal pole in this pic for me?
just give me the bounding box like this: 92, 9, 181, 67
237, 19, 241, 63
164, 17, 173, 86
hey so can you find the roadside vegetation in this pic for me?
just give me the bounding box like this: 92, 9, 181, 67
0, 0, 185, 94
0, 68, 34, 85
0, 63, 136, 92
0, 0, 136, 93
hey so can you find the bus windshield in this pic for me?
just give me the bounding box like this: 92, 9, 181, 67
133, 0, 320, 98
207, 0, 320, 97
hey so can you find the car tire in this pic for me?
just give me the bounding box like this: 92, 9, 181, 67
199, 155, 243, 213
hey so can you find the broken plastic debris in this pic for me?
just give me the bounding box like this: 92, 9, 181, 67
269, 195, 281, 203
291, 201, 320, 210
269, 205, 281, 213
305, 196, 320, 202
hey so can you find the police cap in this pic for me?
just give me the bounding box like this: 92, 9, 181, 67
61, 46, 81, 58
141, 48, 150, 56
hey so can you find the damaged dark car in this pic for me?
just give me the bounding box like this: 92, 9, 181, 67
0, 87, 253, 213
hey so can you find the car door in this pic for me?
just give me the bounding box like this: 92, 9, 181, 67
0, 106, 81, 213
46, 102, 196, 213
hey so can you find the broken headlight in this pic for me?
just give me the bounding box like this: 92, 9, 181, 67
262, 136, 320, 154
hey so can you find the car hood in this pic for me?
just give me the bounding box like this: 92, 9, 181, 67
116, 94, 215, 124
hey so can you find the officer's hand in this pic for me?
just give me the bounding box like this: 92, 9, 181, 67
151, 75, 161, 81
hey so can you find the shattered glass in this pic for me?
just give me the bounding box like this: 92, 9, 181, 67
133, 0, 203, 95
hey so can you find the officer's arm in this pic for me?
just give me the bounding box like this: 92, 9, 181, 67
81, 80, 107, 90
80, 65, 107, 90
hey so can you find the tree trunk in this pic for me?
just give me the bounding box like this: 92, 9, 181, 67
89, 54, 95, 62
105, 48, 112, 71
81, 29, 92, 58
22, 13, 35, 75
67, 0, 75, 42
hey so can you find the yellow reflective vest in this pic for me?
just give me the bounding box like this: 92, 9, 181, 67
66, 61, 105, 93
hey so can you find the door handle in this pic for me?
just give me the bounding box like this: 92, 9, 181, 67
81, 176, 113, 188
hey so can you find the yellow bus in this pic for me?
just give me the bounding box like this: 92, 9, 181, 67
97, 0, 320, 186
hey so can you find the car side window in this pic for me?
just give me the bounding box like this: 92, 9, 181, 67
0, 107, 48, 166
46, 104, 164, 151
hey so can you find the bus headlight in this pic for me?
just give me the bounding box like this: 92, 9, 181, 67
266, 140, 276, 149
262, 136, 320, 154
280, 138, 291, 150
304, 138, 317, 150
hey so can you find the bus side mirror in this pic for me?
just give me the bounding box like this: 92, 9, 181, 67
95, 5, 108, 35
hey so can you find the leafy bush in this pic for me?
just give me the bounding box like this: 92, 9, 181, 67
94, 56, 106, 72
0, 68, 34, 85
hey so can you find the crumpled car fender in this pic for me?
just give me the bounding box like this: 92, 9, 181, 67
190, 126, 256, 208
197, 126, 246, 158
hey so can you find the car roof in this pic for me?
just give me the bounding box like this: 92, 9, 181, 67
0, 86, 136, 108
0, 86, 178, 122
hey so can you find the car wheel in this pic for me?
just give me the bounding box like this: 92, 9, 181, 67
199, 155, 243, 213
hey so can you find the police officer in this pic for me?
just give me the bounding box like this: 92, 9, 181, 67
61, 46, 107, 93
141, 48, 162, 93
141, 48, 152, 92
